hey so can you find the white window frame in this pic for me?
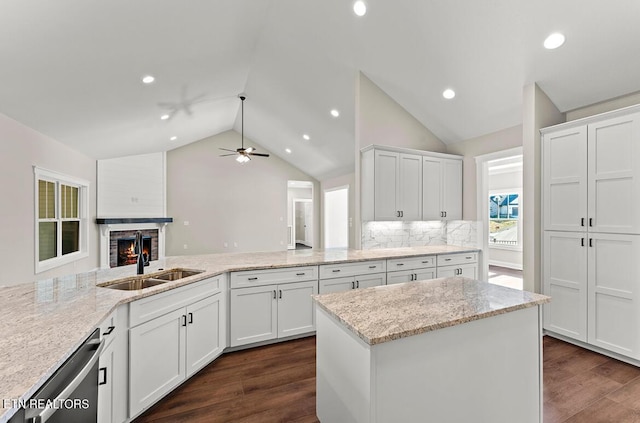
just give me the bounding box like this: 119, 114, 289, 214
34, 166, 90, 273
488, 188, 522, 252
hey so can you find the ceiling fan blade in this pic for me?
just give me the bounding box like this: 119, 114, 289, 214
219, 153, 238, 157
219, 148, 238, 152
249, 153, 270, 157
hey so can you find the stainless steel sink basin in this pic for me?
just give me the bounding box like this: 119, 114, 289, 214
98, 268, 204, 291
103, 277, 167, 291
153, 269, 203, 281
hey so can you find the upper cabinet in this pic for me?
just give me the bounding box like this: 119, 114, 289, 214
361, 145, 462, 222
422, 157, 462, 221
543, 110, 640, 234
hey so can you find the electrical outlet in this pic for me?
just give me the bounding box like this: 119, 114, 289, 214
183, 221, 189, 226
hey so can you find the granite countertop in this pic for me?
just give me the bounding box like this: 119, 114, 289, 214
313, 276, 550, 345
0, 245, 478, 422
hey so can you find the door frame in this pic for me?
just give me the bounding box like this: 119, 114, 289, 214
475, 146, 523, 284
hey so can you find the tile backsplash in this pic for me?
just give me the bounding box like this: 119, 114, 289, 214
362, 220, 479, 249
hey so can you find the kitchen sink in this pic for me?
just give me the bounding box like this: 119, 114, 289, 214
153, 268, 203, 281
98, 268, 204, 291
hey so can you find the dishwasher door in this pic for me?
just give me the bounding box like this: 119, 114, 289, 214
18, 328, 104, 423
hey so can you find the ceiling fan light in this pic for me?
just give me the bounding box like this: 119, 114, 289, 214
245, 147, 254, 153
236, 155, 250, 163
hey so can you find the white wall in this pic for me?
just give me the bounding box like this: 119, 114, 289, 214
320, 173, 355, 248
446, 125, 523, 220
0, 113, 99, 286
522, 83, 565, 293
166, 130, 319, 255
97, 152, 166, 217
566, 91, 640, 121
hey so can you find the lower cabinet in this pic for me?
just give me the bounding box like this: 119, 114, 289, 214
544, 231, 640, 359
230, 280, 317, 347
97, 336, 116, 423
318, 273, 387, 294
97, 306, 127, 423
387, 268, 436, 285
129, 289, 226, 418
436, 263, 477, 279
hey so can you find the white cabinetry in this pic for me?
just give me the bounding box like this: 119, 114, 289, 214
229, 267, 318, 347
318, 261, 387, 294
422, 157, 463, 221
129, 277, 226, 418
542, 106, 640, 360
436, 253, 478, 279
98, 307, 127, 423
386, 256, 436, 285
361, 145, 462, 222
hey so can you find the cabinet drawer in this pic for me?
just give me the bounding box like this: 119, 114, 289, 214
98, 307, 119, 349
437, 252, 478, 267
130, 276, 222, 327
230, 266, 317, 289
319, 260, 386, 279
387, 256, 435, 271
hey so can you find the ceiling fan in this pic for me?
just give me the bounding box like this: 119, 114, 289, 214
219, 94, 269, 163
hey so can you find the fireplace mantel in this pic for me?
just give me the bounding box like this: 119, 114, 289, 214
96, 217, 173, 225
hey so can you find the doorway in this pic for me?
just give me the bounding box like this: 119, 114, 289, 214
287, 181, 314, 250
324, 186, 349, 249
476, 147, 523, 288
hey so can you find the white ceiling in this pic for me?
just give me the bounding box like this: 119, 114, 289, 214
2, 0, 640, 180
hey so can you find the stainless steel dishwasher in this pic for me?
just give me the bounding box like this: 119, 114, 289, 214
9, 328, 104, 423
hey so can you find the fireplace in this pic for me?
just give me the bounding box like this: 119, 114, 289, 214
109, 229, 159, 268
117, 236, 151, 267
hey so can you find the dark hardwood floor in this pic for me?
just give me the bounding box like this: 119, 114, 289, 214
134, 335, 640, 423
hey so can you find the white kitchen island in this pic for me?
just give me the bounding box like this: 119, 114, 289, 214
314, 277, 550, 423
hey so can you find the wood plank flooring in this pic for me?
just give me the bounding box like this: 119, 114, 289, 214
134, 335, 640, 423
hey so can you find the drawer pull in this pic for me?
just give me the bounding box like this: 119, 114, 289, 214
445, 258, 452, 261
99, 367, 108, 385
332, 269, 341, 273
103, 326, 115, 336
248, 277, 258, 281
369, 265, 377, 269
465, 256, 472, 259
188, 312, 193, 324
273, 290, 277, 299
396, 263, 404, 266
296, 273, 305, 276
421, 261, 430, 264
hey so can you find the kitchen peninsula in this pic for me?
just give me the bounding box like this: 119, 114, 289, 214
314, 277, 549, 423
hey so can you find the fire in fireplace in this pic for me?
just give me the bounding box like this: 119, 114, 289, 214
117, 236, 151, 267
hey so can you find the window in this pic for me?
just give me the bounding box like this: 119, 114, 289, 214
35, 167, 89, 273
489, 192, 520, 248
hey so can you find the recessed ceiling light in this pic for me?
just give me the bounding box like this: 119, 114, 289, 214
442, 89, 456, 100
142, 75, 155, 84
285, 148, 292, 154
544, 32, 565, 49
170, 136, 177, 141
353, 0, 367, 16
303, 134, 310, 140
160, 114, 170, 120
330, 109, 340, 117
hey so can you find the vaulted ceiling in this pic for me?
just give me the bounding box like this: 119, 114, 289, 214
1, 0, 639, 180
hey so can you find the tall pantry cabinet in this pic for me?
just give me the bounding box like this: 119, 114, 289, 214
542, 106, 640, 360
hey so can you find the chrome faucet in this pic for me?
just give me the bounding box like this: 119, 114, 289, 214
134, 231, 145, 275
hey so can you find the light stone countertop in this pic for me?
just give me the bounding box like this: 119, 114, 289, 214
313, 276, 550, 345
0, 245, 477, 422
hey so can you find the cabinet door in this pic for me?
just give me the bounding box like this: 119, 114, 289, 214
355, 272, 386, 289
398, 153, 422, 220
186, 293, 225, 377
436, 263, 477, 279
374, 150, 400, 220
442, 159, 462, 220
415, 268, 436, 282
588, 112, 640, 234
277, 281, 318, 338
97, 340, 115, 423
129, 308, 186, 417
543, 231, 587, 342
319, 276, 354, 294
422, 157, 442, 220
230, 285, 277, 347
543, 126, 588, 232
387, 269, 435, 285
588, 233, 640, 358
